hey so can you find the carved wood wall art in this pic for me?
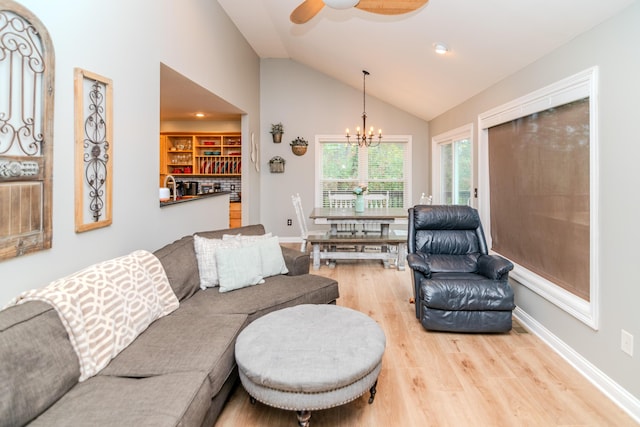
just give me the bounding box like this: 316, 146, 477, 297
0, 1, 55, 260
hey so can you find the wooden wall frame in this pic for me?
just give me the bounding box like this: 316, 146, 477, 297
74, 68, 113, 233
0, 1, 55, 260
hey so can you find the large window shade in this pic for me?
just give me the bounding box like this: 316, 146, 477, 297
488, 98, 590, 300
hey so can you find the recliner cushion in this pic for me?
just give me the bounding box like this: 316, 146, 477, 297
414, 230, 481, 254
412, 205, 481, 230
421, 307, 513, 333
420, 277, 515, 311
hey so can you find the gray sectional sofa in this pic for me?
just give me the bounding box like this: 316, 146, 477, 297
0, 224, 339, 427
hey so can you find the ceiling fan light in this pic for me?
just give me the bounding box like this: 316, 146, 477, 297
434, 43, 449, 55
323, 0, 359, 10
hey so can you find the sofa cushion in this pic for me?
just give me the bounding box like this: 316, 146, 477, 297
10, 250, 179, 382
0, 301, 80, 427
28, 372, 211, 427
179, 273, 339, 324
154, 225, 282, 301
195, 224, 266, 240
99, 308, 247, 398
153, 235, 200, 301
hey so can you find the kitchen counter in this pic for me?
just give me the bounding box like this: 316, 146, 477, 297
160, 191, 231, 207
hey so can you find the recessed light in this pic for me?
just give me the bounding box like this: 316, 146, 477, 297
195, 113, 205, 118
434, 43, 449, 55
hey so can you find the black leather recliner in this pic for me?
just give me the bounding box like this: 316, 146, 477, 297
407, 205, 515, 333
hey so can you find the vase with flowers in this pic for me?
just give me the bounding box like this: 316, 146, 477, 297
353, 184, 368, 212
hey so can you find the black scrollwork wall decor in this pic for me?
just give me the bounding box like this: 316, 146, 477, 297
74, 68, 113, 233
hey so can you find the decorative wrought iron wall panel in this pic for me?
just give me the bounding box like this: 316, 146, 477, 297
0, 0, 54, 261
74, 68, 112, 233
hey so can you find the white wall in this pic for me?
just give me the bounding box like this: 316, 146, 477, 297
0, 0, 260, 304
429, 2, 640, 403
259, 59, 429, 238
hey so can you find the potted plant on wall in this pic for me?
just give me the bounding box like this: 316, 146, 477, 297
290, 136, 308, 156
270, 122, 284, 143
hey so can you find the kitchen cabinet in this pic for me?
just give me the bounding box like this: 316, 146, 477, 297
160, 132, 241, 183
229, 202, 241, 228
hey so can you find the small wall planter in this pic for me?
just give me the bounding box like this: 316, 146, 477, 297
290, 136, 308, 156
269, 156, 285, 173
270, 123, 284, 143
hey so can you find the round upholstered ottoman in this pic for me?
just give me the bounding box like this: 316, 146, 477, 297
235, 304, 386, 426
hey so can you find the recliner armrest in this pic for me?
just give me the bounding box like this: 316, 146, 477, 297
407, 253, 432, 278
477, 254, 514, 280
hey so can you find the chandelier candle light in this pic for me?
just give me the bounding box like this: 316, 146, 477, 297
346, 70, 382, 147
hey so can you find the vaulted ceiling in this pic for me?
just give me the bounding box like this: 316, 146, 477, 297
217, 0, 634, 121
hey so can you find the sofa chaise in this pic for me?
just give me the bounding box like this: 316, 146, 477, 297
0, 224, 339, 427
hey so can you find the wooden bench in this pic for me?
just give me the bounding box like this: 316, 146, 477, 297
306, 232, 407, 271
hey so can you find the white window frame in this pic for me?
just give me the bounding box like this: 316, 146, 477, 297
314, 135, 412, 209
478, 67, 599, 329
431, 123, 475, 207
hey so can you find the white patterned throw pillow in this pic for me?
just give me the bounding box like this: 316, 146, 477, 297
193, 235, 240, 289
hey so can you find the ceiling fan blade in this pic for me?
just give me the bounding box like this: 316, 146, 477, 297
290, 0, 325, 24
356, 0, 429, 15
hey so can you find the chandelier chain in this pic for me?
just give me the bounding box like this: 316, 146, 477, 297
346, 69, 382, 147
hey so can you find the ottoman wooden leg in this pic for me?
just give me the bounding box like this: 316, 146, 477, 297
296, 410, 311, 427
368, 379, 378, 404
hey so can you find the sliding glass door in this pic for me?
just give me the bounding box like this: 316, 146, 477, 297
432, 125, 473, 206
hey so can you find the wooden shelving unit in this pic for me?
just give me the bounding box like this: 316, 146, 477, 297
160, 132, 241, 183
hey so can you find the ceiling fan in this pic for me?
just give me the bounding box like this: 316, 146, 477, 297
290, 0, 429, 24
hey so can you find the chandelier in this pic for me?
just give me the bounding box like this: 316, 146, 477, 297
346, 70, 382, 147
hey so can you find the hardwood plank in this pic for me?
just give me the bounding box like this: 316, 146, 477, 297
214, 250, 637, 426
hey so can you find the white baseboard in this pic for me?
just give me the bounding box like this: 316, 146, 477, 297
513, 307, 640, 423
278, 237, 302, 244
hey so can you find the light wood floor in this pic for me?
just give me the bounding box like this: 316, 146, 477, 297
214, 258, 637, 427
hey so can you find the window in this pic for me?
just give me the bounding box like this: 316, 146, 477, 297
0, 2, 55, 260
315, 136, 412, 208
479, 67, 599, 329
432, 124, 473, 206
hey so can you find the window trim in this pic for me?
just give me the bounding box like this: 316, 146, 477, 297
431, 123, 474, 207
478, 67, 599, 329
314, 134, 412, 209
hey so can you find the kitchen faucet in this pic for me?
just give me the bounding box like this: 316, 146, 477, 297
164, 175, 177, 201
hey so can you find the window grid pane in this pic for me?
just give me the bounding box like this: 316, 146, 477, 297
319, 140, 408, 208
454, 138, 472, 205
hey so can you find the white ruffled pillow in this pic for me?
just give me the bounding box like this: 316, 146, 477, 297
193, 235, 240, 289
